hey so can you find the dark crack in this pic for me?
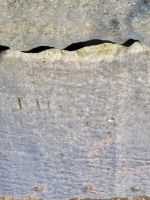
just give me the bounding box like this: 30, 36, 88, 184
0, 45, 9, 52
0, 39, 140, 53
64, 39, 139, 51
22, 46, 53, 53
21, 39, 140, 52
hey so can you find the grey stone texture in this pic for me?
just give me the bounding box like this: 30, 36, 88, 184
0, 0, 150, 50
1, 42, 150, 199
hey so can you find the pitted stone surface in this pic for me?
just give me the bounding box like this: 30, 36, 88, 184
0, 0, 150, 50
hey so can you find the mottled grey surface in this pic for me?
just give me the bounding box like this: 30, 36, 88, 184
0, 42, 150, 200
0, 0, 150, 50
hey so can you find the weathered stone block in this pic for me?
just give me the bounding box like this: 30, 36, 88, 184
0, 42, 150, 199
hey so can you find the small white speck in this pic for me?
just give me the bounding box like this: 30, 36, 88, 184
108, 117, 115, 123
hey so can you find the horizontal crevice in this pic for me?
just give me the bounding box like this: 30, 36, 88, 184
0, 45, 9, 52
22, 46, 53, 53
22, 39, 139, 52
0, 39, 140, 53
64, 39, 115, 51
64, 39, 139, 51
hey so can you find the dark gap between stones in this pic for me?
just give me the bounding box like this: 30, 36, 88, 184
21, 39, 139, 53
0, 45, 9, 52
0, 39, 140, 53
22, 46, 53, 53
64, 39, 139, 51
123, 39, 139, 47
64, 39, 115, 51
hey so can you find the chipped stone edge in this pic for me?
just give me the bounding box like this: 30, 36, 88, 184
2, 42, 150, 63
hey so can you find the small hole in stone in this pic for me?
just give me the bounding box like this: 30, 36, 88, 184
131, 186, 141, 192
34, 186, 44, 193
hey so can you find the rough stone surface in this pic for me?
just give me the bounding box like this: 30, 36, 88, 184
0, 197, 39, 200
0, 0, 150, 50
0, 42, 150, 200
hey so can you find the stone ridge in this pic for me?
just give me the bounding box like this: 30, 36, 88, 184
4, 42, 150, 63
0, 0, 149, 51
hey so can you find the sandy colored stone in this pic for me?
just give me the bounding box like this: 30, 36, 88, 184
0, 196, 150, 200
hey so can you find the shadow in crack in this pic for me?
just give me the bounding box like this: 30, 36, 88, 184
64, 39, 139, 51
64, 39, 115, 51
22, 46, 53, 53
0, 45, 10, 62
21, 39, 139, 53
0, 45, 9, 52
0, 39, 140, 53
123, 39, 139, 47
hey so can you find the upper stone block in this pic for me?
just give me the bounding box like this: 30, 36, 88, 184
0, 0, 150, 51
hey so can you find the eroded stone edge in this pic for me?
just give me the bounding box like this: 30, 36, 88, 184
2, 42, 150, 63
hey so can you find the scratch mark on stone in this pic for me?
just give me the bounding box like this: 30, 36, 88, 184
116, 165, 150, 173
101, 164, 150, 173
12, 98, 23, 112
37, 99, 40, 109
88, 135, 118, 156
